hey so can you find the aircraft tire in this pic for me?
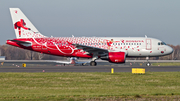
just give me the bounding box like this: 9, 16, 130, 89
146, 62, 151, 66
90, 61, 97, 66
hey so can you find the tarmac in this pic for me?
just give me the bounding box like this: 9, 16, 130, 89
0, 65, 180, 72
0, 60, 180, 72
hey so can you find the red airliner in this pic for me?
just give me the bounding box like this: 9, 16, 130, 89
7, 8, 173, 66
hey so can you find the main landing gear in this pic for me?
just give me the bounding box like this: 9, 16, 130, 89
90, 56, 98, 66
90, 61, 97, 66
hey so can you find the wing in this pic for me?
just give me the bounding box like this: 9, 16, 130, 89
72, 44, 108, 55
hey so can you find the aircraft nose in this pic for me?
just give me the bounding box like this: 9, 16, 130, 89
166, 46, 173, 55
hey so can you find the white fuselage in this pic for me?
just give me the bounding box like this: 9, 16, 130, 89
92, 37, 173, 57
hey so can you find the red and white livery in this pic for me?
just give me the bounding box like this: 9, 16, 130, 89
7, 8, 173, 66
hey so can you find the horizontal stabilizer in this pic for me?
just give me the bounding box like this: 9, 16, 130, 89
10, 40, 31, 44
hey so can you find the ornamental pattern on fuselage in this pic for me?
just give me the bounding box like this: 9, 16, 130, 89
30, 37, 144, 55
33, 37, 109, 49
31, 37, 109, 55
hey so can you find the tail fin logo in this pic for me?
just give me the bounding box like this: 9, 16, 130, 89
10, 8, 45, 38
14, 19, 31, 37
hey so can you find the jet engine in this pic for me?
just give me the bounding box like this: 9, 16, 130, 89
100, 52, 126, 63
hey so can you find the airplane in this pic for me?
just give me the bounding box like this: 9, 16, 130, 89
6, 8, 173, 66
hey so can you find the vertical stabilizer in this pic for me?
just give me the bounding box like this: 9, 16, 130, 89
9, 8, 45, 38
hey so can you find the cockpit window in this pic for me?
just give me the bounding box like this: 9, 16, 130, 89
158, 42, 166, 45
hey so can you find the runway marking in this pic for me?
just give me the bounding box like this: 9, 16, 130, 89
0, 66, 180, 72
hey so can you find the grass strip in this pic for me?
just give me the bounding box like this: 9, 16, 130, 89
0, 72, 180, 100
152, 62, 180, 66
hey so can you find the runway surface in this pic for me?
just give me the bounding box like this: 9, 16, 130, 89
0, 66, 180, 72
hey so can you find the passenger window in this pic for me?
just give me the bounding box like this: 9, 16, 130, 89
137, 43, 138, 45
126, 43, 128, 45
139, 43, 141, 45
134, 43, 136, 45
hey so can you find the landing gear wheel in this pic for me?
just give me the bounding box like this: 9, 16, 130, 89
90, 61, 97, 66
146, 62, 151, 66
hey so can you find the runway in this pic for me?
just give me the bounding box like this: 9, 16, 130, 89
0, 66, 180, 72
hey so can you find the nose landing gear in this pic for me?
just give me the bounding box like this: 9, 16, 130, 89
146, 57, 151, 66
146, 62, 151, 66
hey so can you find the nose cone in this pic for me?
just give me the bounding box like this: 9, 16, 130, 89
166, 46, 173, 55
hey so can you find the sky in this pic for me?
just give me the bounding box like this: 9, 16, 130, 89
0, 0, 180, 45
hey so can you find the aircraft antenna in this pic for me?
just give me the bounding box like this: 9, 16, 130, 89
145, 35, 147, 38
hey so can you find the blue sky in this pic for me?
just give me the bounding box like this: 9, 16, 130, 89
0, 0, 180, 45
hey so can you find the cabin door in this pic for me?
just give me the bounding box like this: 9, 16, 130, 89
146, 39, 152, 50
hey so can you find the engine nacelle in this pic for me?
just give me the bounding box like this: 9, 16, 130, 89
101, 52, 126, 63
